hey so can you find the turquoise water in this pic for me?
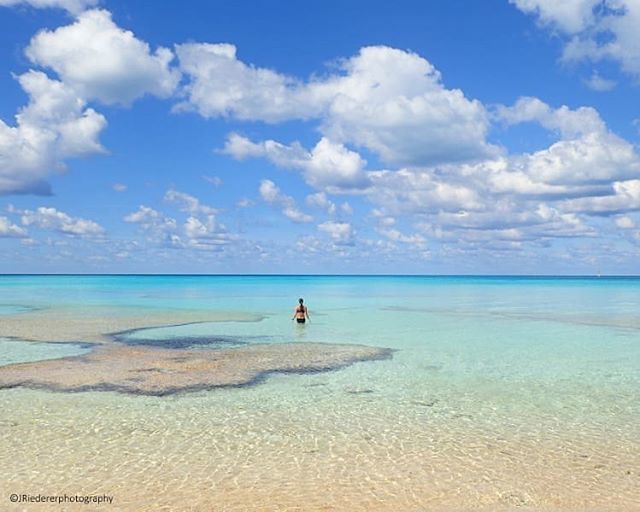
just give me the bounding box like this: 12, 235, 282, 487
0, 275, 639, 510
2, 274, 638, 427
0, 339, 91, 366
2, 275, 640, 390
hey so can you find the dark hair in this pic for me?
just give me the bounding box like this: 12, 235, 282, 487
298, 298, 304, 304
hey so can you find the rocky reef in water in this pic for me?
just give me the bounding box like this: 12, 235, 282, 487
0, 342, 393, 396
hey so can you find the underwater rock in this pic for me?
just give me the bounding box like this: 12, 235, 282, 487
0, 342, 393, 396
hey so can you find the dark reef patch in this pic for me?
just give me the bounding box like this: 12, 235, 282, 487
0, 342, 395, 396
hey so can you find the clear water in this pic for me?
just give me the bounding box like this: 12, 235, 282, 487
0, 339, 90, 366
0, 275, 638, 510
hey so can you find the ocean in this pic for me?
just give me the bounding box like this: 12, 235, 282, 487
0, 275, 638, 510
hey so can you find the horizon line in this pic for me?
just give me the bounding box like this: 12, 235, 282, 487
0, 273, 639, 278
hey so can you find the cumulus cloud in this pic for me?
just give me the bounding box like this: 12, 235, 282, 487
340, 202, 353, 215
615, 215, 636, 228
495, 97, 640, 186
353, 95, 640, 246
0, 0, 98, 14
509, 0, 600, 32
0, 216, 28, 237
377, 227, 426, 245
223, 133, 369, 191
312, 46, 497, 166
183, 45, 496, 167
26, 9, 180, 105
432, 203, 596, 239
183, 215, 235, 249
259, 179, 312, 223
175, 43, 317, 122
125, 205, 176, 230
19, 206, 104, 236
194, 43, 640, 247
0, 70, 106, 195
367, 168, 482, 214
124, 205, 182, 247
317, 221, 355, 245
562, 179, 640, 214
164, 189, 218, 215
584, 71, 616, 91
125, 204, 234, 250
509, 132, 639, 186
511, 1, 640, 80
496, 96, 606, 137
306, 192, 336, 215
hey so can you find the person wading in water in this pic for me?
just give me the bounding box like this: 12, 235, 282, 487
292, 298, 310, 324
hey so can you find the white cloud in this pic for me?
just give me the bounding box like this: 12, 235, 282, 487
512, 1, 640, 80
125, 205, 177, 232
433, 203, 596, 239
615, 215, 635, 228
124, 205, 184, 248
312, 46, 497, 167
222, 89, 640, 247
317, 221, 355, 245
223, 134, 369, 191
124, 203, 237, 251
183, 45, 496, 167
112, 183, 127, 192
563, 2, 640, 78
175, 43, 317, 122
164, 189, 218, 215
340, 202, 353, 215
223, 132, 303, 162
584, 71, 617, 91
0, 70, 106, 195
19, 206, 104, 236
26, 9, 180, 105
184, 216, 217, 238
183, 215, 235, 249
236, 197, 253, 208
203, 175, 223, 187
495, 98, 640, 186
516, 132, 638, 185
563, 179, 640, 214
378, 227, 426, 245
259, 179, 312, 223
304, 138, 370, 190
496, 96, 605, 137
367, 168, 482, 214
0, 0, 98, 14
306, 192, 336, 215
509, 0, 600, 32
0, 216, 28, 237
355, 96, 640, 243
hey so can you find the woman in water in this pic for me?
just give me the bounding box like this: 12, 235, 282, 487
292, 298, 310, 324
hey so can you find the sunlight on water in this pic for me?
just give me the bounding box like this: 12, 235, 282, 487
0, 275, 638, 510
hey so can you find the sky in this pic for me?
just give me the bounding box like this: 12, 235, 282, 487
0, 0, 639, 274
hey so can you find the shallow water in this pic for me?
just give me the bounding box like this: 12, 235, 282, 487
0, 339, 91, 366
0, 275, 639, 510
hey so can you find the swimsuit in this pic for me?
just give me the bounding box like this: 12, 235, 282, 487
296, 306, 306, 323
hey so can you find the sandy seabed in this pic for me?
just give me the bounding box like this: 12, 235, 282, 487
0, 307, 638, 511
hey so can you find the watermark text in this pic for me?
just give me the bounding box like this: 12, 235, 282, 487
9, 493, 113, 505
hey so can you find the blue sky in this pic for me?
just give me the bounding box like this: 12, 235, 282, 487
1, 0, 639, 274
